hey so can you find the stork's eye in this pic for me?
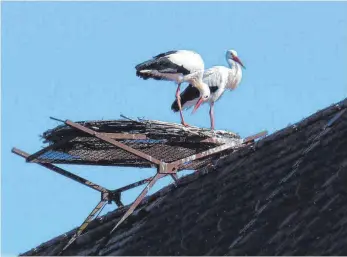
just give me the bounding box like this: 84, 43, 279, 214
204, 95, 209, 99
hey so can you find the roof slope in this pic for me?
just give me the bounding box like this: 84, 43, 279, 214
22, 98, 347, 256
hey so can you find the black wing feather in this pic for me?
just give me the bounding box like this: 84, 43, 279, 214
171, 84, 200, 112
153, 50, 178, 59
210, 86, 219, 93
135, 50, 190, 80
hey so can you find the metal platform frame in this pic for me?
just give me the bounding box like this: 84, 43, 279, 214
12, 119, 267, 255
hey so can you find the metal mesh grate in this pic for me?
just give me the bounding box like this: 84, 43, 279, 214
31, 119, 242, 170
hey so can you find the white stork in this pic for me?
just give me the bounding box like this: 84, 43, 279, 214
171, 49, 245, 130
135, 50, 210, 126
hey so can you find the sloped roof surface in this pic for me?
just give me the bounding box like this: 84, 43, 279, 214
22, 98, 347, 256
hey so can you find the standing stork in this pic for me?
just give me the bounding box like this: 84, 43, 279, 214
171, 49, 245, 130
135, 50, 210, 126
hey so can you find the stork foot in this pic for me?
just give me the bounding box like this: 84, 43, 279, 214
181, 121, 190, 127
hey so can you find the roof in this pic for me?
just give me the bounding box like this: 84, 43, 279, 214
21, 98, 347, 256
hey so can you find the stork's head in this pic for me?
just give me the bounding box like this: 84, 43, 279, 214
226, 49, 245, 69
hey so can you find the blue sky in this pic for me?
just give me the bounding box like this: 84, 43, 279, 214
2, 1, 347, 255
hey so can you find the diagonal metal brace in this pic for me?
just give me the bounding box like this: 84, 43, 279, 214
109, 173, 166, 234
162, 142, 238, 173
243, 130, 268, 144
58, 175, 163, 254
13, 147, 166, 254
105, 142, 239, 236
65, 120, 163, 165
12, 148, 108, 193
112, 177, 152, 194
58, 200, 108, 255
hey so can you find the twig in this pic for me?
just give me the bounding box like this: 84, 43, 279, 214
49, 116, 65, 123
120, 114, 143, 124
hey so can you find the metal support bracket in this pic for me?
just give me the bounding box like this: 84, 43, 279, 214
12, 148, 109, 194
104, 140, 239, 239
12, 119, 269, 255
12, 147, 158, 255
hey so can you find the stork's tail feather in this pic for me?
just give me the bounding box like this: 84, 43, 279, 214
135, 59, 162, 80
136, 71, 162, 81
135, 58, 160, 72
136, 70, 150, 80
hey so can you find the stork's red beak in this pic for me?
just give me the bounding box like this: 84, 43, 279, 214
192, 97, 204, 114
233, 56, 246, 69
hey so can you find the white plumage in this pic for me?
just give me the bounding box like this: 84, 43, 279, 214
171, 49, 245, 130
135, 50, 209, 126
166, 50, 205, 76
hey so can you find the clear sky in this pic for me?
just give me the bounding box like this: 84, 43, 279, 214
2, 1, 347, 255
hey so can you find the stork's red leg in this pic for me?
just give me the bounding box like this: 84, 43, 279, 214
209, 102, 215, 130
176, 83, 189, 127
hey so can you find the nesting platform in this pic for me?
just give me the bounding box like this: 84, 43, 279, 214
12, 117, 267, 255
30, 118, 244, 170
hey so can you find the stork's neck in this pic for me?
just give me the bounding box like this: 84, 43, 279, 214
226, 59, 243, 90
192, 79, 209, 96
200, 81, 210, 96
